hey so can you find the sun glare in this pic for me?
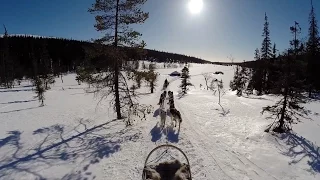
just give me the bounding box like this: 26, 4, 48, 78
188, 0, 203, 14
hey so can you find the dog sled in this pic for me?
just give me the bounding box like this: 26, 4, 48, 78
142, 144, 192, 180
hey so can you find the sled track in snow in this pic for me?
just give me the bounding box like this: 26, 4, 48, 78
175, 100, 280, 180
175, 102, 235, 180
160, 87, 230, 179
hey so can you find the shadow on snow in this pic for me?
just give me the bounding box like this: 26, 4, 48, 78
150, 123, 162, 142
150, 122, 180, 143
0, 107, 40, 114
0, 118, 141, 179
0, 99, 36, 105
0, 89, 33, 93
278, 132, 320, 173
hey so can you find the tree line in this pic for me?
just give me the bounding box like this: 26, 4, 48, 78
0, 34, 209, 89
230, 2, 320, 133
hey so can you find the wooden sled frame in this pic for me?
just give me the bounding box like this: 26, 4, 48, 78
142, 144, 192, 180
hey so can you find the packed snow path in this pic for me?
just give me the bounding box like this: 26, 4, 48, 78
0, 63, 319, 180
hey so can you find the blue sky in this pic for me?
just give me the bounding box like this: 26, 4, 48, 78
0, 0, 319, 62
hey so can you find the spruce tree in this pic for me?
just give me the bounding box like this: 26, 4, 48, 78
261, 13, 273, 93
272, 43, 278, 59
261, 13, 272, 60
75, 66, 93, 85
262, 51, 308, 133
248, 49, 263, 95
33, 77, 45, 106
262, 23, 308, 133
306, 0, 320, 97
88, 0, 149, 119
145, 69, 158, 93
180, 66, 192, 94
230, 65, 246, 96
265, 43, 279, 93
31, 45, 46, 107
39, 41, 55, 90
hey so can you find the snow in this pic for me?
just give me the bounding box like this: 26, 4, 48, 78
0, 63, 319, 180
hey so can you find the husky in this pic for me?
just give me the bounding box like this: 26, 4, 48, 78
160, 109, 167, 127
167, 91, 174, 103
158, 91, 167, 107
163, 79, 169, 90
169, 104, 182, 127
168, 92, 182, 127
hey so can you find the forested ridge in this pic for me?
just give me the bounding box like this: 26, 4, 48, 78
0, 35, 210, 80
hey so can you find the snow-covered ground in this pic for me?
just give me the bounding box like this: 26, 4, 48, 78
0, 63, 319, 180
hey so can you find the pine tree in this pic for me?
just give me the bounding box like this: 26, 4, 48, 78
262, 51, 308, 133
230, 65, 246, 96
250, 49, 264, 95
260, 13, 273, 93
180, 66, 192, 94
290, 22, 302, 53
33, 76, 45, 106
39, 41, 55, 90
30, 44, 46, 107
88, 0, 149, 119
75, 66, 93, 85
262, 23, 309, 133
264, 43, 279, 93
261, 13, 273, 60
272, 43, 278, 59
306, 0, 320, 97
145, 65, 158, 93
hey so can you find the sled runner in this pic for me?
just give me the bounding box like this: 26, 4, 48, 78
142, 144, 192, 180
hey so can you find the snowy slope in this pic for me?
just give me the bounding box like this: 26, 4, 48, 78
0, 63, 319, 180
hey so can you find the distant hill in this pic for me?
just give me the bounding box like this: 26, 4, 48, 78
0, 35, 216, 78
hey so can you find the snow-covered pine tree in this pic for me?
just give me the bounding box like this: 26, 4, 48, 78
306, 0, 320, 97
230, 65, 246, 96
88, 0, 149, 119
180, 66, 192, 94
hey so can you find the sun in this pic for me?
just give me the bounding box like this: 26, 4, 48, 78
188, 0, 203, 14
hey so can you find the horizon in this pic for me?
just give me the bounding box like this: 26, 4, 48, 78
1, 0, 319, 62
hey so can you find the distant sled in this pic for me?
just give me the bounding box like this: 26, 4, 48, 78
169, 71, 181, 77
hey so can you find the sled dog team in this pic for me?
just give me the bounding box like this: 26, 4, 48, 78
158, 89, 182, 127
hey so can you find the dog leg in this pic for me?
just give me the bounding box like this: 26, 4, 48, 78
171, 115, 174, 127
